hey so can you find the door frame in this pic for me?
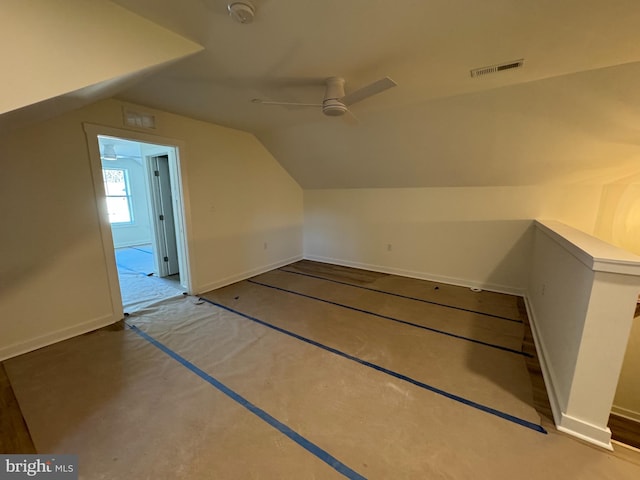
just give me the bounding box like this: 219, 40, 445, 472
84, 123, 194, 319
146, 153, 180, 278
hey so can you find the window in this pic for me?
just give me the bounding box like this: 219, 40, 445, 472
102, 168, 133, 224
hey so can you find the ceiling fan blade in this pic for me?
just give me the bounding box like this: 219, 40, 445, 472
342, 109, 359, 125
341, 76, 397, 106
251, 98, 321, 107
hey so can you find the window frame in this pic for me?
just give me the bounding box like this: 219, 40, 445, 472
101, 167, 134, 225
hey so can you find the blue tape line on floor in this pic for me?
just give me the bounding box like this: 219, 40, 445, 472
126, 322, 367, 480
279, 268, 522, 323
198, 297, 547, 435
248, 279, 531, 358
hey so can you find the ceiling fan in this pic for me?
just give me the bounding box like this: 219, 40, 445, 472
99, 143, 140, 162
251, 76, 397, 120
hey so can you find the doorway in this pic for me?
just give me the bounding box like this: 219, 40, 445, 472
90, 130, 191, 314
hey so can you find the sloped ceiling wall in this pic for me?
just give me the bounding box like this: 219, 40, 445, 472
0, 0, 202, 132
4, 1, 640, 189
258, 61, 640, 188
112, 0, 640, 189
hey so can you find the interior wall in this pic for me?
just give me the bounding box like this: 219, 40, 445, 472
304, 186, 602, 293
0, 98, 303, 361
527, 226, 594, 416
526, 221, 640, 448
104, 156, 153, 249
614, 315, 640, 422
594, 179, 640, 255
0, 0, 202, 119
593, 176, 640, 423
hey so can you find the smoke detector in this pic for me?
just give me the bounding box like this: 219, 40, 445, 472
228, 2, 255, 24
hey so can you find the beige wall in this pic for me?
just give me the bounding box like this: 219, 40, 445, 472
1, 0, 201, 116
594, 176, 640, 422
614, 316, 640, 422
595, 180, 640, 256
0, 99, 303, 360
304, 186, 602, 294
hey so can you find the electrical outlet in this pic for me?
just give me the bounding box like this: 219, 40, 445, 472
264, 242, 268, 250
387, 244, 392, 251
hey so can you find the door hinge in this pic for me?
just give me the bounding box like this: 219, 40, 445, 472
163, 256, 169, 262
154, 170, 160, 176
159, 214, 164, 221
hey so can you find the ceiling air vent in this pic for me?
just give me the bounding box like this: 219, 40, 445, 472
470, 59, 524, 78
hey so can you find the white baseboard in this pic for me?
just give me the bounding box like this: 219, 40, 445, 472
612, 439, 640, 453
611, 405, 640, 423
557, 414, 613, 450
195, 254, 303, 294
0, 313, 119, 362
304, 254, 525, 297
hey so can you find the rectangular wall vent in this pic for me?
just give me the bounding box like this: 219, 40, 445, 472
471, 59, 524, 78
123, 108, 157, 129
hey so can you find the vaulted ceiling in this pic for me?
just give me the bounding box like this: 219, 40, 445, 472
7, 0, 640, 188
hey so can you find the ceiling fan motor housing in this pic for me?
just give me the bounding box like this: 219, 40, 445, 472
322, 99, 348, 116
323, 77, 347, 116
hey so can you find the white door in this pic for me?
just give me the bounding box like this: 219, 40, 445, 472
150, 155, 180, 276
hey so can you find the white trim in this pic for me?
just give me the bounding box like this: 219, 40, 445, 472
612, 439, 640, 454
535, 220, 640, 275
196, 255, 303, 294
84, 125, 124, 321
0, 314, 117, 362
557, 414, 613, 450
304, 255, 525, 296
83, 124, 196, 307
610, 405, 640, 423
167, 149, 190, 287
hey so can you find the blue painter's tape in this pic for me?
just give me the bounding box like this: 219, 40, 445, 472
198, 297, 547, 435
279, 268, 522, 323
126, 323, 367, 480
248, 279, 531, 358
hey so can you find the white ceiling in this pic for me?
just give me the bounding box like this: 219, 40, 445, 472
26, 1, 640, 187
98, 136, 144, 160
